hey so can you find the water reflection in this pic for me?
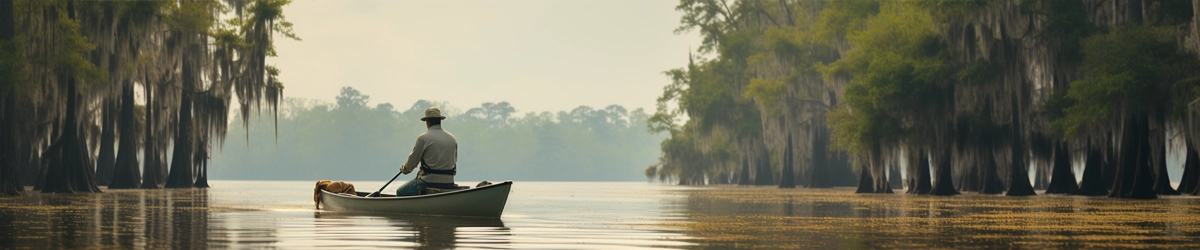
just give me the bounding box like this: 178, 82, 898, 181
667, 187, 1200, 248
313, 213, 509, 249
0, 188, 222, 249
0, 181, 698, 249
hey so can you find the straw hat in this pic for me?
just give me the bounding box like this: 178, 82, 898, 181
421, 107, 446, 121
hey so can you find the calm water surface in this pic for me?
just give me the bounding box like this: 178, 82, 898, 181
2, 181, 1200, 249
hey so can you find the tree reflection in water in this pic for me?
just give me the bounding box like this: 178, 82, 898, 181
1, 181, 686, 249
0, 188, 214, 248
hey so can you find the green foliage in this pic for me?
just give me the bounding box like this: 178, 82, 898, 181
742, 25, 839, 111
644, 165, 658, 180
4, 0, 106, 87
24, 0, 107, 86
211, 87, 664, 181
953, 60, 996, 85
265, 65, 284, 89
245, 0, 300, 58
212, 27, 248, 50
335, 86, 369, 109
674, 0, 736, 54
827, 98, 885, 152
1054, 25, 1200, 137
915, 0, 990, 21
813, 0, 879, 42
164, 0, 221, 34
116, 1, 169, 22
743, 77, 786, 106
1026, 0, 1092, 65
762, 26, 838, 75
1041, 92, 1073, 122
664, 57, 760, 136
820, 2, 949, 152
648, 68, 685, 134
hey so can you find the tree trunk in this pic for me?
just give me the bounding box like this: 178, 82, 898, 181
958, 162, 979, 192
1, 6, 21, 194
738, 157, 751, 185
165, 55, 196, 188
95, 99, 116, 186
41, 76, 102, 194
21, 149, 39, 188
1151, 154, 1179, 195
1033, 165, 1049, 190
907, 148, 932, 194
754, 150, 773, 186
807, 127, 831, 188
140, 82, 162, 189
0, 0, 11, 38
872, 169, 893, 194
1110, 115, 1156, 199
193, 144, 209, 188
1103, 144, 1119, 192
1075, 146, 1109, 196
888, 160, 903, 190
1151, 132, 1179, 195
1045, 142, 1079, 194
905, 153, 917, 192
855, 165, 874, 193
778, 135, 795, 188
977, 157, 1006, 194
0, 96, 24, 196
109, 84, 140, 188
1, 0, 27, 196
930, 146, 959, 196
975, 137, 1006, 194
1006, 139, 1036, 196
1030, 136, 1052, 190
1178, 141, 1199, 194
32, 116, 60, 191
871, 146, 893, 193
31, 142, 46, 190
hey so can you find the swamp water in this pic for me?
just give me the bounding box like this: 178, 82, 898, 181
1, 181, 1200, 249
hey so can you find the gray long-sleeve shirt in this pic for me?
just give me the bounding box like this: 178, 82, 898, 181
400, 125, 457, 184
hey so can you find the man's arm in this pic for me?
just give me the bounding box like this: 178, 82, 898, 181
400, 136, 425, 174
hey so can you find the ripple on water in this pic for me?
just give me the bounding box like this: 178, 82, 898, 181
0, 181, 697, 249
9, 181, 1195, 249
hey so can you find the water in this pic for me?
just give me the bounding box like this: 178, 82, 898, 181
0, 181, 695, 249
3, 181, 1200, 249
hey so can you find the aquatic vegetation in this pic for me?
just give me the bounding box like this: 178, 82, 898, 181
662, 187, 1200, 248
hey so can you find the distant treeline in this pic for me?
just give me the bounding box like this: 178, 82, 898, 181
210, 87, 664, 182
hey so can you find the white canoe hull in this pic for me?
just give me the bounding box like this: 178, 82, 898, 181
319, 181, 512, 218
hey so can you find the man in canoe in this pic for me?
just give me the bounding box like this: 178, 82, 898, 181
393, 107, 460, 196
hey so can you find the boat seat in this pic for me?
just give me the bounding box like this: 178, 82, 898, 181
424, 186, 471, 195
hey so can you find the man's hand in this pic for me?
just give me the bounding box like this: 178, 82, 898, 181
400, 166, 412, 175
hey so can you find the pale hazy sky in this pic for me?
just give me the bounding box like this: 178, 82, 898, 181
271, 0, 701, 114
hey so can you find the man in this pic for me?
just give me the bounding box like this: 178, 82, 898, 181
393, 107, 459, 196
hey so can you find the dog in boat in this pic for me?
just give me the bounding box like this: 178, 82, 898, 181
314, 180, 356, 209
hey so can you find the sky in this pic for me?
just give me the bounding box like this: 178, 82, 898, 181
270, 0, 701, 115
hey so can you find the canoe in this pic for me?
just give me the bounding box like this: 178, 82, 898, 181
319, 181, 512, 218
315, 212, 506, 228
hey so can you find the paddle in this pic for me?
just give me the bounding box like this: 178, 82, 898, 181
367, 171, 404, 197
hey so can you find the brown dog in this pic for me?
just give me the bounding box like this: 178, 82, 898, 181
314, 180, 356, 209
